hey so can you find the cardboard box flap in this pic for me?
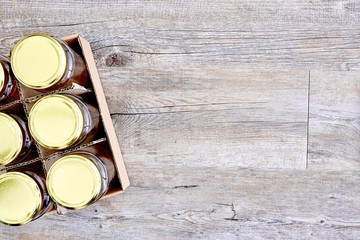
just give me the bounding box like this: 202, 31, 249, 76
77, 36, 130, 190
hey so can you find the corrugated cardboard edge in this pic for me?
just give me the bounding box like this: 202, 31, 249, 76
77, 35, 130, 190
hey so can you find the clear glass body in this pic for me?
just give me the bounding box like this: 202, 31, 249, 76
0, 113, 33, 166
0, 56, 17, 102
73, 151, 116, 201
65, 94, 100, 148
9, 114, 33, 163
49, 38, 89, 90
20, 169, 53, 222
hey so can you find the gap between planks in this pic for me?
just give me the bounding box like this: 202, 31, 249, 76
306, 71, 311, 170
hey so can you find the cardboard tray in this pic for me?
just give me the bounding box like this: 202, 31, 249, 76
0, 34, 130, 214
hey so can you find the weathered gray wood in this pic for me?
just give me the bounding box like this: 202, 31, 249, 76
0, 0, 360, 239
1, 168, 360, 239
308, 71, 360, 170
0, 1, 360, 71
102, 69, 309, 169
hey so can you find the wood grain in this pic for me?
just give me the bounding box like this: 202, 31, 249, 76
102, 69, 309, 169
0, 0, 359, 239
1, 168, 360, 239
0, 1, 360, 71
308, 71, 360, 170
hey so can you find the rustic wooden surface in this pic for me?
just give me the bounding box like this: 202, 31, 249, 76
1, 1, 360, 239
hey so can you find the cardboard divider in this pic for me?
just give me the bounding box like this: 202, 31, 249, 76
43, 137, 107, 162
0, 101, 24, 113
4, 158, 43, 172
21, 82, 92, 102
0, 34, 130, 218
0, 99, 21, 110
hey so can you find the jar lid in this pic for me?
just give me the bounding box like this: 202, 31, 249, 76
29, 94, 84, 150
0, 172, 43, 225
47, 154, 102, 209
11, 34, 67, 89
0, 113, 23, 165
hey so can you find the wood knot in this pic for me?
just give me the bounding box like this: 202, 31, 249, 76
105, 53, 129, 67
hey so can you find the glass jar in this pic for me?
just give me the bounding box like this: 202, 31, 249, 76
0, 112, 32, 166
0, 56, 17, 102
0, 171, 52, 225
28, 94, 99, 150
46, 151, 115, 210
11, 34, 88, 90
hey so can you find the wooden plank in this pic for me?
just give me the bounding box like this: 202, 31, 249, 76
308, 71, 360, 170
0, 1, 359, 238
101, 69, 309, 169
0, 1, 359, 71
0, 0, 359, 26
1, 168, 360, 239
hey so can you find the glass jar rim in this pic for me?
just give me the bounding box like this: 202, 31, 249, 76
29, 94, 84, 150
46, 153, 103, 209
0, 172, 43, 225
11, 34, 68, 89
0, 113, 24, 165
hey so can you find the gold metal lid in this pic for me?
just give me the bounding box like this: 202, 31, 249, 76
0, 63, 4, 91
46, 154, 102, 209
0, 172, 42, 225
11, 34, 67, 89
29, 94, 84, 149
0, 113, 23, 165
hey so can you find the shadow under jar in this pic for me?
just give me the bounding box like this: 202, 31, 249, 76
0, 56, 17, 102
0, 171, 52, 226
11, 34, 88, 91
28, 94, 99, 150
46, 151, 115, 210
0, 112, 32, 166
